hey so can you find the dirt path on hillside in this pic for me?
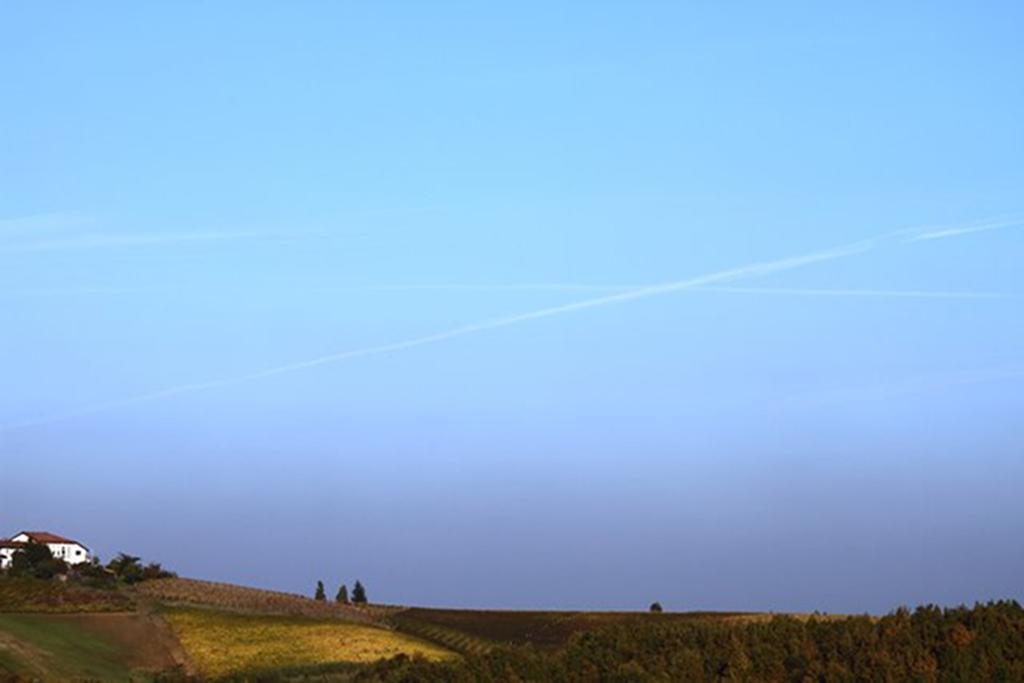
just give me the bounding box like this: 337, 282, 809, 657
139, 602, 199, 676
5, 611, 197, 679
69, 610, 197, 676
0, 630, 53, 679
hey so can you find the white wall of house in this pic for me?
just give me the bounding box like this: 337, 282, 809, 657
51, 542, 90, 564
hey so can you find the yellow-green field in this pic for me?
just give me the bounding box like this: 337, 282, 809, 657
164, 608, 453, 678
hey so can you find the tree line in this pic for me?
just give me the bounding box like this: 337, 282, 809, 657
352, 600, 1024, 682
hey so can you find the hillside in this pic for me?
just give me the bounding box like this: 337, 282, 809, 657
0, 576, 443, 680
364, 601, 1024, 682
131, 577, 387, 624
0, 612, 186, 681
0, 577, 133, 614
387, 607, 754, 654
165, 608, 451, 679
0, 575, 770, 680
4, 575, 1023, 681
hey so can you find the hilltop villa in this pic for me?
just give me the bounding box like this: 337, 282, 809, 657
0, 531, 90, 569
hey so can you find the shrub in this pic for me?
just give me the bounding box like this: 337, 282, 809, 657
69, 558, 117, 588
107, 553, 144, 584
9, 541, 67, 580
142, 561, 176, 581
105, 553, 175, 584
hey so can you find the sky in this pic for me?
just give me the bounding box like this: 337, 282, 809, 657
1, 3, 1022, 613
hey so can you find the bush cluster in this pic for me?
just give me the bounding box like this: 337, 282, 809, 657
2, 543, 175, 586
4, 541, 67, 580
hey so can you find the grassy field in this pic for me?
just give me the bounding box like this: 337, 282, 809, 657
0, 576, 133, 613
0, 613, 160, 681
164, 607, 453, 679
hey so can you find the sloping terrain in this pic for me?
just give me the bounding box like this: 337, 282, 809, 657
133, 577, 381, 624
359, 601, 1024, 682
0, 577, 133, 613
0, 612, 186, 680
388, 612, 495, 656
1, 576, 798, 680
163, 607, 453, 679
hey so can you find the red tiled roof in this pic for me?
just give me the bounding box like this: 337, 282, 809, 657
0, 540, 27, 549
17, 531, 84, 546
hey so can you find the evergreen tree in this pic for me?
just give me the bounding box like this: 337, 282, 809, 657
336, 584, 349, 603
649, 602, 663, 613
352, 580, 367, 604
314, 580, 326, 601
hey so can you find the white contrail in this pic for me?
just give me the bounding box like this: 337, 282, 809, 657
0, 216, 1017, 432
907, 215, 1024, 242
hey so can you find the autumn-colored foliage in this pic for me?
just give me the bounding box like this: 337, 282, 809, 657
390, 607, 750, 651
361, 601, 1024, 682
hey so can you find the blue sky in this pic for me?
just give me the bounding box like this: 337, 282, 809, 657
1, 3, 1022, 612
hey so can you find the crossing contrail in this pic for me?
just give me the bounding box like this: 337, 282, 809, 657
1, 216, 1019, 432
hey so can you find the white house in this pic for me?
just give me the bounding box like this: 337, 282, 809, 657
0, 531, 90, 569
